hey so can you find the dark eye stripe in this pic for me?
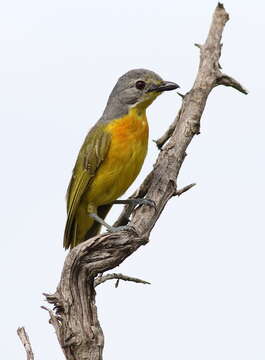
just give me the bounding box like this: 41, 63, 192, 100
135, 80, 146, 90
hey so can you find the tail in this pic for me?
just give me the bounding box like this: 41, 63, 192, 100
64, 204, 112, 249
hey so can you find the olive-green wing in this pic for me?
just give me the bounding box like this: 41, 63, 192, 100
63, 125, 111, 249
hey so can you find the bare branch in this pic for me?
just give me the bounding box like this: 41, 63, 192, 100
43, 4, 247, 359
154, 106, 183, 149
17, 327, 34, 360
95, 273, 150, 287
216, 73, 248, 94
194, 43, 202, 49
40, 306, 66, 354
174, 183, 196, 196
177, 92, 185, 98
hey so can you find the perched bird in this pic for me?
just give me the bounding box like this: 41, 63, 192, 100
64, 69, 179, 249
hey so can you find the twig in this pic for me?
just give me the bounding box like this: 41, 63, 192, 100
41, 306, 64, 351
215, 73, 248, 94
194, 43, 202, 49
174, 183, 196, 196
94, 273, 150, 287
154, 107, 182, 149
17, 327, 34, 360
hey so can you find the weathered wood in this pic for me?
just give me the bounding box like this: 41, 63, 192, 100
94, 273, 150, 287
17, 327, 34, 360
42, 3, 246, 359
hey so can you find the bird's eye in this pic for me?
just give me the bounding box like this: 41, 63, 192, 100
135, 80, 146, 90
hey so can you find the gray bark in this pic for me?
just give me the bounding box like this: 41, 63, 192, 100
17, 327, 34, 360
39, 3, 246, 360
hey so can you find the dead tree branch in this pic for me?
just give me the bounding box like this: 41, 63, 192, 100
40, 3, 246, 359
17, 327, 34, 360
94, 273, 150, 287
174, 183, 196, 196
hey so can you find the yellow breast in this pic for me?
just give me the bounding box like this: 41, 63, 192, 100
87, 106, 149, 205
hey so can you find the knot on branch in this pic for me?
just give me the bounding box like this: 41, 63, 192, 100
44, 292, 65, 315
185, 117, 201, 136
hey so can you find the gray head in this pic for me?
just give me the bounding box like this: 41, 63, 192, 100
101, 68, 179, 121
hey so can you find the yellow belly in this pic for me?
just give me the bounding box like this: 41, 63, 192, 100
87, 107, 149, 206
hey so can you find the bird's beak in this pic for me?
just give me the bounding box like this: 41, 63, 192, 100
147, 81, 179, 93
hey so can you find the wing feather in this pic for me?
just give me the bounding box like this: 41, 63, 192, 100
64, 125, 111, 248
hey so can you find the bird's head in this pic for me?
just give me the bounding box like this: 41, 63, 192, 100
102, 69, 179, 120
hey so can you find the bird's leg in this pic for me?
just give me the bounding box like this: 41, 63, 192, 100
89, 213, 112, 230
88, 199, 155, 235
113, 198, 157, 210
89, 213, 131, 233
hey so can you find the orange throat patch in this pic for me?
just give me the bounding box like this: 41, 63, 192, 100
87, 106, 149, 205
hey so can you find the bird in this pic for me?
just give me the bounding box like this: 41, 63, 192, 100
64, 68, 179, 249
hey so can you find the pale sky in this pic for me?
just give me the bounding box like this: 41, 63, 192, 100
1, 0, 264, 359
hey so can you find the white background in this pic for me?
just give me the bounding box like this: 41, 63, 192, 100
1, 0, 264, 359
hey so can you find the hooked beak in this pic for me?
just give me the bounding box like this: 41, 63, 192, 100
147, 81, 179, 93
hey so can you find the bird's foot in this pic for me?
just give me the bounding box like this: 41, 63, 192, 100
129, 198, 156, 209
113, 198, 157, 210
89, 213, 133, 234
